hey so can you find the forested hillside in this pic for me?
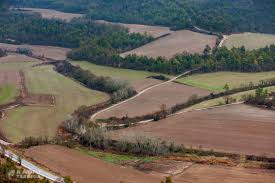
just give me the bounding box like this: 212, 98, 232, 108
10, 0, 275, 34
0, 12, 153, 50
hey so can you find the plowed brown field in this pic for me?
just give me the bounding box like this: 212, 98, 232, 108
0, 43, 70, 60
174, 164, 275, 183
97, 82, 210, 119
0, 54, 41, 63
113, 104, 275, 157
25, 145, 275, 183
121, 30, 217, 58
25, 145, 162, 183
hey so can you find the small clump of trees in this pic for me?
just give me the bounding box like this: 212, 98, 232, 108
243, 87, 275, 109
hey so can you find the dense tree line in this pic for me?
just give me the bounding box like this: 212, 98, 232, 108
0, 12, 153, 50
11, 0, 275, 34
70, 45, 275, 75
54, 61, 136, 103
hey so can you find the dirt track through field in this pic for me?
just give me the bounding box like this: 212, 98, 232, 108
121, 30, 217, 58
112, 104, 275, 157
25, 145, 162, 183
91, 71, 209, 120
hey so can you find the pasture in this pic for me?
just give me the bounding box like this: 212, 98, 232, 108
113, 104, 275, 157
0, 85, 18, 105
121, 30, 217, 59
72, 61, 171, 91
0, 61, 108, 142
223, 32, 275, 50
177, 71, 275, 92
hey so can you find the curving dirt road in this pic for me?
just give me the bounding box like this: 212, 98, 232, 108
90, 70, 192, 121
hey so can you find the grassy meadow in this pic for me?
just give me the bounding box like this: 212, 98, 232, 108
72, 61, 171, 83
177, 71, 275, 92
0, 85, 18, 105
0, 62, 109, 142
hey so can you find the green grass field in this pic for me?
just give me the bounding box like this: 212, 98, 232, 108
223, 33, 275, 50
0, 85, 18, 105
77, 147, 156, 164
185, 86, 275, 111
72, 61, 171, 84
0, 62, 109, 143
177, 71, 275, 92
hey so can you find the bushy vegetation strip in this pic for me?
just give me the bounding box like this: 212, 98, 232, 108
244, 87, 275, 110
54, 61, 137, 103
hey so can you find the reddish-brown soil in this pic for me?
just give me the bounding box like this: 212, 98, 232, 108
0, 71, 21, 86
113, 104, 275, 157
0, 43, 70, 60
0, 54, 41, 63
132, 78, 163, 92
25, 145, 275, 183
96, 20, 172, 38
19, 8, 83, 22
121, 30, 217, 59
97, 82, 210, 119
174, 164, 275, 183
25, 145, 162, 183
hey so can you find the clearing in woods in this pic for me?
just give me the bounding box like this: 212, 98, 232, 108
121, 30, 217, 59
18, 8, 83, 22
0, 61, 109, 143
223, 32, 275, 50
95, 20, 172, 38
177, 71, 275, 92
